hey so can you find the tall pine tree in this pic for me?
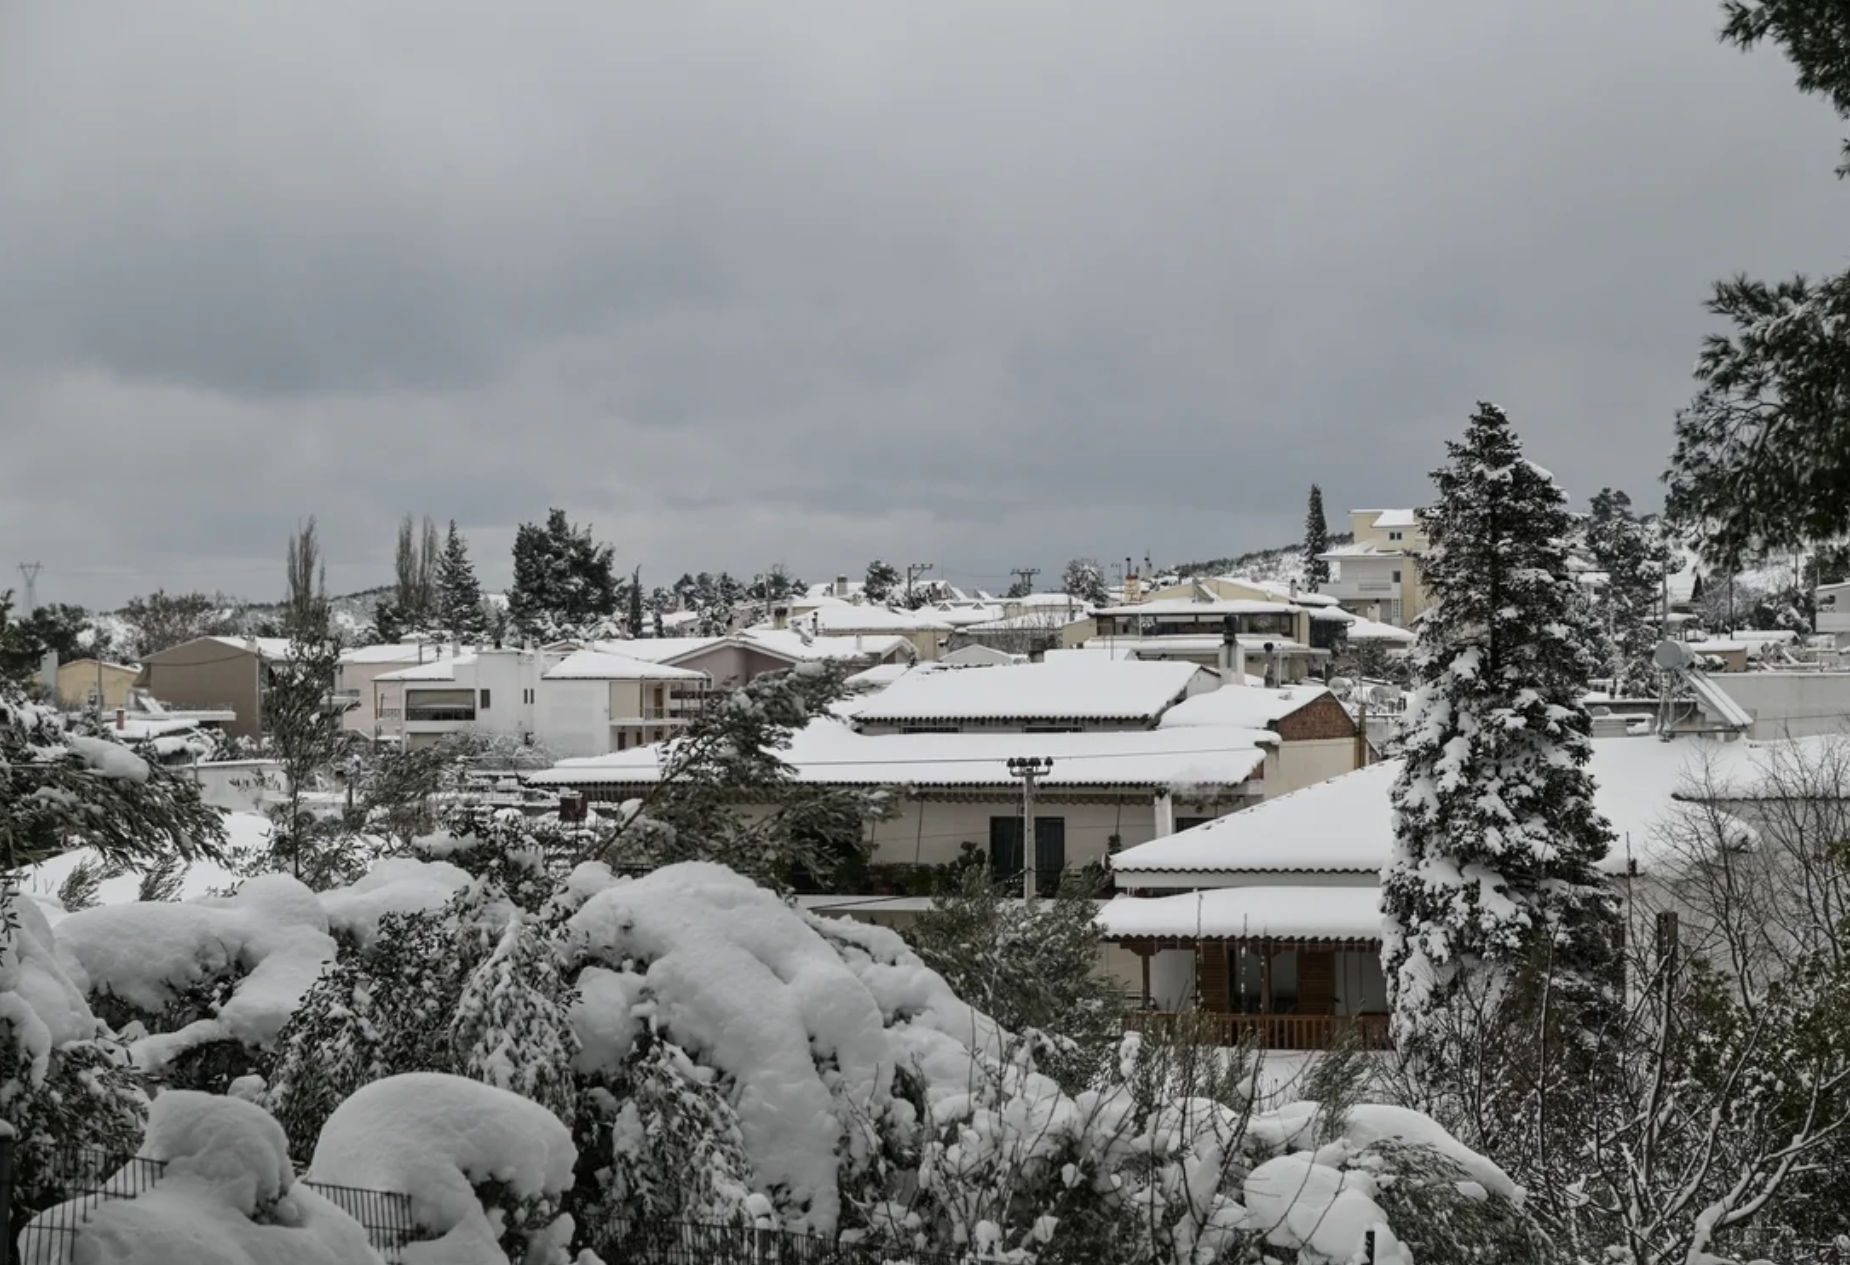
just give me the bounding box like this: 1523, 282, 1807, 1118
506, 509, 621, 641
1303, 484, 1330, 592
435, 520, 487, 642
627, 566, 644, 638
1382, 404, 1617, 1080
1584, 489, 1665, 696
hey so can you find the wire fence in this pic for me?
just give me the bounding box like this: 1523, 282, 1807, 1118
597, 1218, 967, 1265
6, 1144, 417, 1265
6, 1145, 964, 1265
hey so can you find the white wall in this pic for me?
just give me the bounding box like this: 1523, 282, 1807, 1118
1711, 673, 1850, 739
862, 795, 1175, 870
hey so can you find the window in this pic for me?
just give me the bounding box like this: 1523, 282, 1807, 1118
1391, 569, 1402, 583
522, 688, 534, 705
988, 816, 1065, 898
403, 689, 476, 723
1388, 530, 1403, 541
1176, 816, 1215, 832
616, 732, 628, 751
479, 688, 491, 710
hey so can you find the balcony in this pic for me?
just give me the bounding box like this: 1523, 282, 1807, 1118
403, 706, 476, 723
1123, 1010, 1391, 1051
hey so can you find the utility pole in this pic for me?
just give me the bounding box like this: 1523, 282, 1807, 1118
1007, 756, 1053, 904
1009, 567, 1039, 599
17, 561, 42, 614
905, 562, 934, 607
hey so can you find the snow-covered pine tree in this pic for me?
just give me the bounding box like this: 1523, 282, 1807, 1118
864, 559, 900, 603
435, 519, 487, 641
626, 566, 644, 638
1382, 403, 1618, 1081
449, 913, 579, 1125
1304, 484, 1331, 591
1584, 488, 1666, 696
1061, 557, 1109, 606
507, 509, 621, 641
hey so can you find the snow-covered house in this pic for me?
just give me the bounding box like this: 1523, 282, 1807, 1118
1097, 735, 1829, 1049
1317, 508, 1429, 628
335, 642, 450, 735
54, 658, 141, 712
1086, 598, 1326, 682
614, 630, 914, 690
848, 659, 1213, 735
759, 604, 956, 661
137, 635, 294, 740
1818, 581, 1850, 645
529, 717, 1277, 892
373, 646, 709, 756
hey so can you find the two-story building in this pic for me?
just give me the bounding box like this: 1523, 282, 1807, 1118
1318, 508, 1429, 628
1086, 598, 1325, 682
374, 645, 709, 757
137, 636, 294, 740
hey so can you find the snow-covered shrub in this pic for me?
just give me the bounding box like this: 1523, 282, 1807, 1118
906, 864, 1124, 1091
266, 905, 473, 1155
54, 873, 337, 1084
419, 805, 598, 912
0, 894, 149, 1235
450, 912, 579, 1124
307, 1072, 579, 1265
21, 1090, 377, 1265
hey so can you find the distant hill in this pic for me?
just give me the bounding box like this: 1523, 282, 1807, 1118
1172, 533, 1353, 584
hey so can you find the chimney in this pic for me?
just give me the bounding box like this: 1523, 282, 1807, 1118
855, 633, 864, 653
835, 574, 849, 598
773, 605, 789, 630
1264, 642, 1280, 689
1218, 615, 1242, 685
115, 707, 126, 731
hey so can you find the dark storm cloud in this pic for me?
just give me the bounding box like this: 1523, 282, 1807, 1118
0, 0, 1843, 607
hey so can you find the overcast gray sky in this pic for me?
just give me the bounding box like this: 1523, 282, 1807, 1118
2, 1, 1844, 609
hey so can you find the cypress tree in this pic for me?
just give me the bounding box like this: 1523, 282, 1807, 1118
627, 567, 645, 638
1382, 404, 1617, 1080
1584, 489, 1665, 696
435, 520, 487, 642
1303, 485, 1331, 592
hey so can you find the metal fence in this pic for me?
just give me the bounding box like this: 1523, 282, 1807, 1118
5, 1144, 416, 1265
598, 1218, 966, 1265
6, 1144, 961, 1265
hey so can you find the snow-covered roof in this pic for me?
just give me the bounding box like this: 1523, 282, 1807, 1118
1097, 885, 1384, 943
932, 603, 1007, 627
542, 649, 707, 681
338, 643, 444, 666
791, 605, 955, 633
376, 653, 478, 683
1111, 736, 1843, 882
1091, 598, 1301, 618
531, 717, 1272, 791
204, 635, 295, 661
1362, 509, 1419, 529
1081, 635, 1320, 659
852, 660, 1206, 725
1216, 578, 1344, 608
1343, 617, 1417, 644
1318, 541, 1408, 560
600, 635, 730, 664
842, 662, 916, 690
962, 610, 1094, 632
738, 628, 913, 663
1157, 685, 1335, 731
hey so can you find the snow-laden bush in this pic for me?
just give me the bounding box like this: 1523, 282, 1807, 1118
307, 1072, 581, 1265
0, 894, 149, 1235
21, 1091, 377, 1265
55, 872, 336, 1084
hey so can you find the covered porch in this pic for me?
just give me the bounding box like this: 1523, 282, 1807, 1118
1100, 885, 1392, 1051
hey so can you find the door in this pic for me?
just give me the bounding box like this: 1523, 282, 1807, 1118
988, 816, 1066, 897
1298, 949, 1336, 1016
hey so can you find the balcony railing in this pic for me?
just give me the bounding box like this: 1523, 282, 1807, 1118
1124, 1010, 1392, 1051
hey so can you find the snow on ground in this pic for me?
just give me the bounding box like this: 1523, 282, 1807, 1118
18, 811, 263, 916
22, 1092, 378, 1265
308, 1073, 577, 1265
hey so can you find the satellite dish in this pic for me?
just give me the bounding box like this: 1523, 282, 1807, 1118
1653, 639, 1694, 671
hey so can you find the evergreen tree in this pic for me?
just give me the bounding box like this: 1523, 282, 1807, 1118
1060, 557, 1109, 606
119, 589, 237, 657
1382, 404, 1618, 1086
1664, 7, 1850, 561
864, 559, 900, 603
1585, 489, 1667, 695
435, 520, 487, 641
1304, 484, 1331, 591
449, 913, 579, 1125
264, 623, 346, 885
506, 509, 621, 641
626, 566, 644, 638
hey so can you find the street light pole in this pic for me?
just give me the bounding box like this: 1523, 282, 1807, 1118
1007, 756, 1053, 904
